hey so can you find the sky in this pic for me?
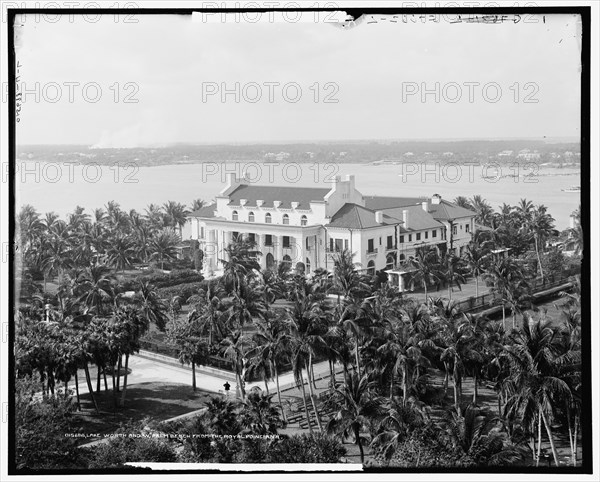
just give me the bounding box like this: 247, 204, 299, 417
14, 11, 582, 146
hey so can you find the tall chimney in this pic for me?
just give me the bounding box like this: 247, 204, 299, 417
402, 209, 409, 229
422, 200, 429, 212
375, 211, 384, 224
432, 193, 442, 205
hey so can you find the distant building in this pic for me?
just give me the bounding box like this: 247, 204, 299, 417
183, 175, 476, 280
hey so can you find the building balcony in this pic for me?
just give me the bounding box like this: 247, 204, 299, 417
366, 248, 378, 257
385, 246, 397, 253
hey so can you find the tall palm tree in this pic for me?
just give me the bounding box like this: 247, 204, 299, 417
106, 235, 135, 272
162, 200, 188, 237
327, 372, 385, 463
502, 318, 572, 467
470, 195, 494, 227
150, 228, 180, 270
75, 265, 114, 316
407, 248, 438, 300
133, 281, 168, 331
463, 238, 491, 298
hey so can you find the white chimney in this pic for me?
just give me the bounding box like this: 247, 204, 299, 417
273, 200, 281, 208
225, 172, 237, 188
331, 175, 341, 190
375, 211, 384, 224
240, 199, 247, 206
291, 201, 299, 209
256, 200, 264, 207
402, 209, 409, 228
422, 200, 429, 212
432, 194, 442, 205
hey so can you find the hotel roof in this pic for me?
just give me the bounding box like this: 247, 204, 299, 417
188, 203, 217, 218
225, 184, 331, 209
328, 204, 402, 229
364, 196, 475, 221
427, 200, 476, 220
379, 205, 445, 232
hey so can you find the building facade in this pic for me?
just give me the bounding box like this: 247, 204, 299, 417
182, 173, 476, 278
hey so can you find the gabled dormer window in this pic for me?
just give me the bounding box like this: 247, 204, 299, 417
232, 210, 238, 221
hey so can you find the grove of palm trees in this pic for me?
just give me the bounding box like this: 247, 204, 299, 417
13, 196, 584, 470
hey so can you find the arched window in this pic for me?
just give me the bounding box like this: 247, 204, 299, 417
386, 255, 394, 270
301, 215, 308, 226
367, 260, 376, 275
248, 212, 255, 222
232, 210, 238, 221
282, 254, 292, 267
265, 213, 272, 224
282, 214, 289, 225
266, 253, 275, 270
399, 253, 406, 262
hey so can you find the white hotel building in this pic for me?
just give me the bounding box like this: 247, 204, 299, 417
182, 174, 476, 280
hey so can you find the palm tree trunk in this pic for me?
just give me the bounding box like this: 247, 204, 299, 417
74, 371, 81, 411
116, 356, 122, 391
298, 369, 313, 435
264, 377, 270, 394
84, 364, 99, 413
389, 373, 394, 402
310, 361, 317, 390
541, 410, 559, 466
502, 305, 506, 329
475, 276, 479, 298
273, 363, 287, 423
534, 236, 544, 281
96, 367, 101, 392
573, 414, 579, 466
472, 372, 478, 404
443, 363, 449, 394
192, 361, 197, 391
120, 354, 129, 407
354, 425, 365, 464
306, 357, 323, 432
402, 366, 407, 407
536, 411, 542, 466
103, 371, 108, 391
111, 364, 118, 408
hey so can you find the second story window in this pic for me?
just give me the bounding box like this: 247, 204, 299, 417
399, 235, 405, 243
301, 215, 307, 226
265, 234, 273, 246
283, 214, 289, 225
232, 210, 238, 221
265, 213, 272, 224
453, 225, 458, 235
408, 234, 412, 242
367, 238, 375, 253
416, 233, 421, 241
432, 230, 437, 238
425, 231, 429, 239
248, 212, 255, 222
283, 236, 290, 248
387, 235, 393, 249
465, 224, 470, 233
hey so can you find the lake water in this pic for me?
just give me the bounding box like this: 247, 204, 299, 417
15, 161, 581, 229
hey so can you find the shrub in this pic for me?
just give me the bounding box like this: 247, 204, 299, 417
15, 376, 88, 470
266, 434, 346, 463
86, 420, 177, 469
157, 282, 205, 303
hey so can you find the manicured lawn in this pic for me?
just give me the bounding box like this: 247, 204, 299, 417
70, 382, 213, 443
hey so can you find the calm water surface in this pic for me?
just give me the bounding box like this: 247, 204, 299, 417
16, 161, 581, 229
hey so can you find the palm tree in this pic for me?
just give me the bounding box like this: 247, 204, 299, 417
150, 228, 180, 270
327, 372, 385, 463
528, 205, 556, 281
168, 313, 209, 391
406, 248, 438, 300
470, 195, 494, 227
483, 257, 529, 329
240, 391, 284, 435
248, 312, 290, 421
453, 196, 473, 210
502, 318, 572, 467
106, 235, 135, 272
133, 281, 168, 331
437, 251, 468, 300
75, 265, 114, 316
441, 405, 524, 466
463, 239, 491, 298
162, 200, 188, 237
190, 199, 205, 211
568, 205, 583, 255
